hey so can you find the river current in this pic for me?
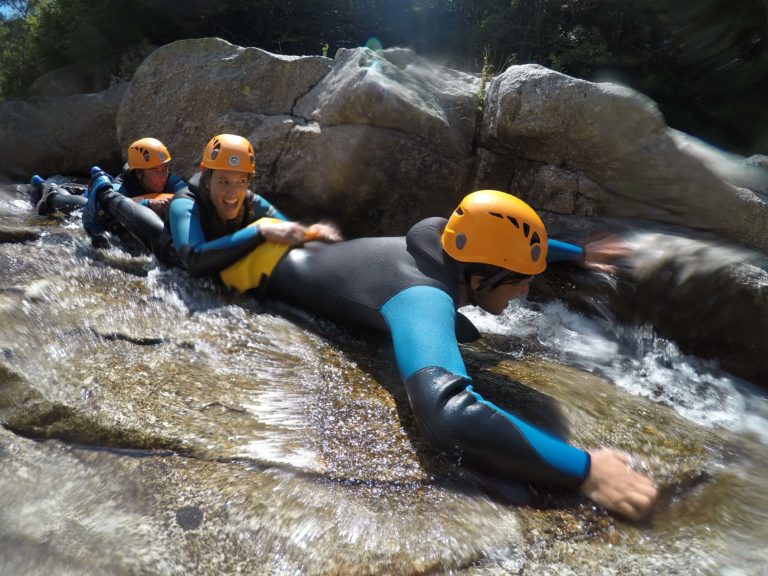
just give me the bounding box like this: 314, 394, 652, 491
1, 183, 767, 575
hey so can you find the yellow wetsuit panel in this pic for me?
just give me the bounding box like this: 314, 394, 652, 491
220, 218, 292, 292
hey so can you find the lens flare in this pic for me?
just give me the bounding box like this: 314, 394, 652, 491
364, 37, 383, 51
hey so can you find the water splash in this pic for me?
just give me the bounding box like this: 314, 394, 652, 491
464, 298, 768, 442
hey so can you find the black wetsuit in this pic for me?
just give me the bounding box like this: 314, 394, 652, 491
87, 168, 187, 263
33, 181, 87, 215
267, 217, 591, 489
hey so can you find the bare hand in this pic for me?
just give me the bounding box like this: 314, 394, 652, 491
260, 220, 307, 246
582, 234, 631, 274
581, 448, 658, 521
305, 222, 343, 243
148, 197, 171, 217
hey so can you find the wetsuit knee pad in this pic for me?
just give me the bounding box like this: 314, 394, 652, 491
220, 218, 292, 292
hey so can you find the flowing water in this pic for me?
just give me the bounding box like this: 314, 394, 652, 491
1, 183, 767, 575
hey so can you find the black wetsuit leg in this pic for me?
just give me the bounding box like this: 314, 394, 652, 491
98, 187, 176, 262
49, 193, 87, 213
36, 184, 87, 215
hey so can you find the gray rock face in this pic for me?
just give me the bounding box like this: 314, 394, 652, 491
116, 37, 332, 177
0, 83, 127, 179
117, 39, 480, 236
478, 65, 768, 253
25, 63, 112, 97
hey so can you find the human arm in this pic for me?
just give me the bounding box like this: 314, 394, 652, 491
254, 195, 342, 243
380, 286, 590, 488
169, 197, 270, 276
169, 195, 307, 276
548, 236, 630, 274
381, 286, 658, 519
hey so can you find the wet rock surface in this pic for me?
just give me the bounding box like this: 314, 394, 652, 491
1, 187, 767, 575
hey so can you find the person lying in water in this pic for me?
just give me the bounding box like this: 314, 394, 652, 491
185, 187, 657, 521
168, 133, 341, 278
84, 137, 190, 259
31, 137, 180, 224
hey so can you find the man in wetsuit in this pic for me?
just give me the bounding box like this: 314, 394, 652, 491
85, 137, 188, 261
253, 189, 658, 521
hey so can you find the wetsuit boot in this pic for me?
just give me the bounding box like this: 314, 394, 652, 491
83, 167, 113, 248
29, 175, 45, 207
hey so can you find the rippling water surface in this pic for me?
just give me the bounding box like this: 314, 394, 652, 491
2, 184, 768, 575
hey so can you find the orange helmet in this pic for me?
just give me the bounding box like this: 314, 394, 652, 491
127, 137, 171, 169
442, 190, 548, 276
200, 134, 256, 173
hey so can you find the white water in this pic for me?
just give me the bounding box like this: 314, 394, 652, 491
464, 298, 768, 444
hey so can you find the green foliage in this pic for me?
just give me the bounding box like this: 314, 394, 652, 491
0, 0, 765, 152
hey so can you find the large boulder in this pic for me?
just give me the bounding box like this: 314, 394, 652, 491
476, 64, 768, 253
25, 63, 112, 98
116, 37, 332, 178
0, 83, 127, 179
117, 38, 481, 236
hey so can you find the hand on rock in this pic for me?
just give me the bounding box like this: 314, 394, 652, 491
581, 447, 658, 522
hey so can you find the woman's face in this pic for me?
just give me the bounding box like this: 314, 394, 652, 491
209, 169, 249, 221
139, 164, 169, 193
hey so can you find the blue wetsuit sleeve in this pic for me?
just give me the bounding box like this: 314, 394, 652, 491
381, 285, 590, 488
381, 286, 468, 379
547, 239, 585, 263
254, 195, 289, 221
169, 197, 268, 276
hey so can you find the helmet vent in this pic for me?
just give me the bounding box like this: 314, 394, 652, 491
523, 223, 530, 237
507, 216, 519, 228
531, 245, 541, 262
210, 139, 222, 161
489, 212, 503, 219
530, 231, 540, 246
455, 233, 467, 250
455, 207, 464, 216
